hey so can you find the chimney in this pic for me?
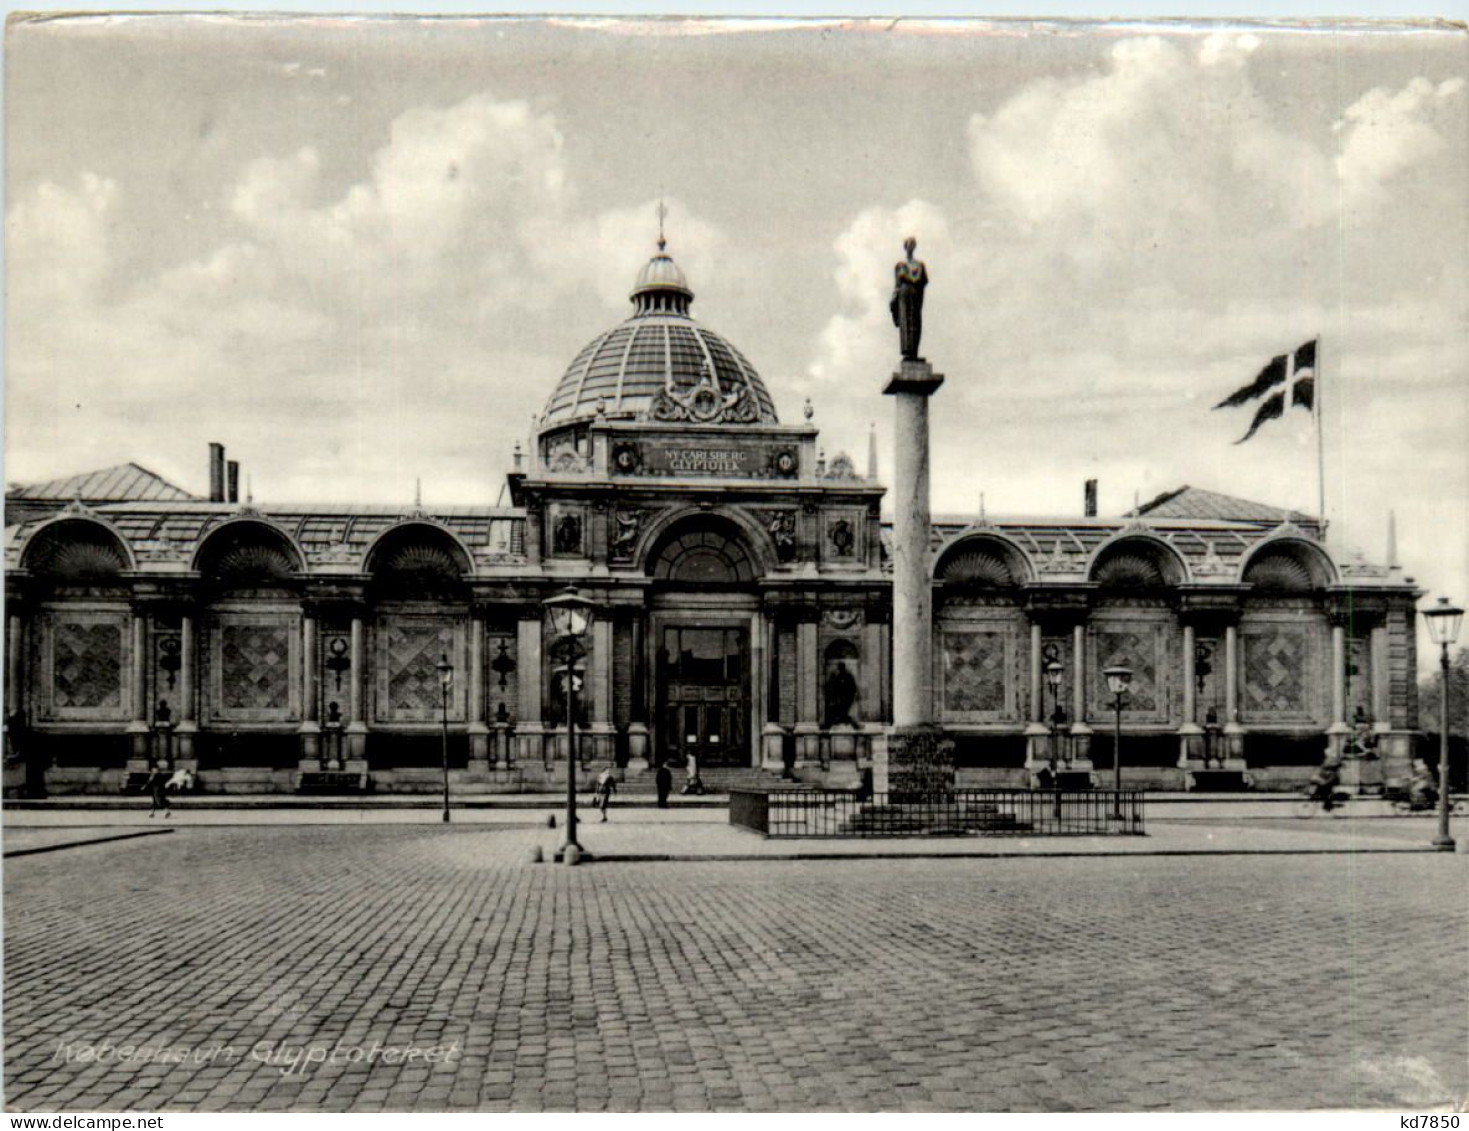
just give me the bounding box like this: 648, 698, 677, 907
227, 461, 240, 504
1084, 479, 1098, 518
209, 443, 226, 503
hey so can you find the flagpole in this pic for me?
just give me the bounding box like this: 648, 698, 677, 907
1314, 334, 1326, 540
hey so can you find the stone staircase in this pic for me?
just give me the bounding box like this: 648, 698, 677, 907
613, 765, 808, 796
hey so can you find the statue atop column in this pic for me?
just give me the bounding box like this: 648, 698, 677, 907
890, 236, 929, 361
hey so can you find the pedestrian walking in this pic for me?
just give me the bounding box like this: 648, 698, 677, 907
146, 764, 171, 818
655, 761, 673, 808
595, 765, 617, 822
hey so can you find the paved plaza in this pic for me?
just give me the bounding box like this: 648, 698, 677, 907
4, 816, 1467, 1112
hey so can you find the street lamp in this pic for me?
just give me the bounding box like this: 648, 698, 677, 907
1103, 664, 1133, 818
545, 585, 594, 862
435, 654, 454, 823
1423, 597, 1463, 853
1044, 657, 1064, 784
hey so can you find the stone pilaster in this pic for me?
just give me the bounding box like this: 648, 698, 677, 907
346, 615, 368, 763
176, 612, 198, 764
467, 612, 489, 765
516, 612, 545, 768
297, 613, 320, 766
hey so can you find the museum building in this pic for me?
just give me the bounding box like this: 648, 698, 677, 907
2, 243, 1423, 794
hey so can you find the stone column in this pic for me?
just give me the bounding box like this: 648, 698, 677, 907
517, 612, 544, 768
794, 614, 820, 765
749, 613, 766, 770
627, 616, 650, 769
1370, 621, 1391, 730
1178, 622, 1202, 771
6, 611, 23, 721
295, 613, 320, 767
877, 358, 951, 798
1223, 622, 1244, 761
1326, 620, 1349, 759
127, 607, 150, 761
761, 616, 784, 771
177, 612, 199, 764
467, 613, 489, 766
1069, 622, 1093, 770
1023, 620, 1049, 779
590, 616, 614, 764
346, 614, 368, 762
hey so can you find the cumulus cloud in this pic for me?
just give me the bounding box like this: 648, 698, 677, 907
4, 90, 748, 503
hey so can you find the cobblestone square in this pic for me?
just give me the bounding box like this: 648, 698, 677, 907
5, 823, 1467, 1112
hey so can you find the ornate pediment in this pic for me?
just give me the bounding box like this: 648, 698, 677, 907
648, 365, 760, 425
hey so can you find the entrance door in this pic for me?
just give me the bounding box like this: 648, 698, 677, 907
659, 626, 747, 768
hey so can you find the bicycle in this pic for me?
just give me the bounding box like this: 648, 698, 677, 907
1389, 795, 1467, 816
1293, 788, 1351, 818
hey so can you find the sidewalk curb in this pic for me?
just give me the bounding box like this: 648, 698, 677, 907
577, 846, 1444, 863
4, 828, 175, 858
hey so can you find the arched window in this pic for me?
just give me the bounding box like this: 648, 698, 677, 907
650, 523, 758, 584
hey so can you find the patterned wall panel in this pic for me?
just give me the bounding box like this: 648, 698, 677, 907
207, 613, 300, 722
1242, 625, 1313, 718
1092, 626, 1163, 717
940, 630, 1008, 717
375, 616, 465, 723
221, 625, 292, 710
50, 617, 124, 715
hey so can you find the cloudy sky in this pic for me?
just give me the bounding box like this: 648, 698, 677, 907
7, 16, 1467, 629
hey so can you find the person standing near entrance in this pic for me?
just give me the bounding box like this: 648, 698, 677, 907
595, 765, 617, 822
655, 761, 673, 808
146, 763, 171, 818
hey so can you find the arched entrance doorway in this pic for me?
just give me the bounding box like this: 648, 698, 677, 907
646, 518, 763, 770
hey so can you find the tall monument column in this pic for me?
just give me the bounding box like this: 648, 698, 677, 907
875, 236, 950, 798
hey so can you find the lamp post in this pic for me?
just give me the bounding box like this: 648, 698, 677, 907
1044, 657, 1064, 784
435, 654, 454, 823
545, 586, 594, 862
1103, 664, 1133, 819
1423, 596, 1462, 853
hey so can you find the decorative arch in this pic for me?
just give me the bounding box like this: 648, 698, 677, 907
364, 521, 474, 599
19, 515, 136, 578
650, 522, 758, 585
1088, 533, 1189, 591
637, 507, 775, 580
1240, 536, 1337, 592
933, 531, 1034, 589
193, 518, 305, 585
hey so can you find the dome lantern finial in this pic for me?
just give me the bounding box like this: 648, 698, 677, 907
630, 207, 693, 317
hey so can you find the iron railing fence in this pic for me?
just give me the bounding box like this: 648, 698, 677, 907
729, 788, 1146, 839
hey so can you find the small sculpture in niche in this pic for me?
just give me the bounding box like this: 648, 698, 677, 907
553, 512, 583, 555
829, 518, 855, 557
768, 511, 797, 563
824, 661, 859, 727
325, 701, 343, 725
612, 507, 643, 560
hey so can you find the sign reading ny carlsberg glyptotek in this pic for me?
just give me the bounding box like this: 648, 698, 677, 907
616, 440, 799, 479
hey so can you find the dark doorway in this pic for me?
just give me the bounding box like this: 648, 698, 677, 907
659, 626, 748, 768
